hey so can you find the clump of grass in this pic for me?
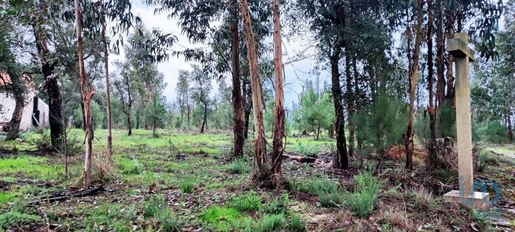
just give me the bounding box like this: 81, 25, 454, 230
345, 172, 382, 218
306, 176, 342, 207
475, 150, 498, 172
143, 195, 166, 218
263, 194, 288, 214
288, 213, 307, 232
410, 187, 435, 209
202, 206, 250, 231
228, 158, 251, 174
157, 209, 180, 232
379, 208, 414, 231
256, 213, 286, 232
287, 179, 309, 194
229, 192, 262, 212
0, 211, 43, 228
180, 177, 197, 194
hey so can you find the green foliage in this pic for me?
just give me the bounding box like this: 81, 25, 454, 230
228, 192, 262, 212
256, 213, 287, 232
345, 172, 382, 218
354, 94, 407, 150
292, 88, 334, 139
143, 195, 166, 218
436, 101, 456, 138
263, 194, 288, 214
306, 176, 343, 207
288, 213, 307, 232
180, 177, 197, 194
228, 158, 251, 174
157, 209, 180, 232
0, 211, 43, 228
201, 206, 253, 231
475, 121, 510, 144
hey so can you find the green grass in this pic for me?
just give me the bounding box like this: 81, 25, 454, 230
0, 156, 64, 180
201, 206, 254, 231
0, 192, 15, 204
228, 192, 262, 212
345, 172, 382, 218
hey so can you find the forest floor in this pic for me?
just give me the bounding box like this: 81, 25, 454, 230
0, 129, 514, 231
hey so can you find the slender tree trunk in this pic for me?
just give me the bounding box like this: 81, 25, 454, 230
201, 100, 207, 133
445, 11, 455, 107
507, 114, 513, 142
330, 42, 348, 169
405, 0, 424, 170
271, 0, 284, 185
345, 51, 354, 158
127, 112, 132, 136
231, 0, 245, 158
353, 56, 363, 152
101, 0, 112, 163
241, 0, 270, 183
75, 0, 95, 187
436, 2, 445, 108
427, 0, 438, 171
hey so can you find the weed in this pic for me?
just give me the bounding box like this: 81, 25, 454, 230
287, 179, 309, 194
0, 211, 43, 228
471, 209, 490, 224
143, 195, 166, 218
263, 194, 288, 214
228, 158, 251, 174
379, 208, 413, 231
410, 187, 435, 209
345, 172, 381, 218
319, 192, 343, 208
256, 213, 286, 232
306, 176, 342, 207
202, 205, 249, 231
157, 209, 180, 232
229, 192, 262, 212
0, 192, 15, 204
180, 177, 197, 194
288, 213, 306, 232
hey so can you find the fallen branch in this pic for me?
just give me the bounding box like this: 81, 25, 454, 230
28, 186, 105, 205
282, 154, 317, 163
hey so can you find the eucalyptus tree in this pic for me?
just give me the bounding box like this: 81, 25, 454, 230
189, 64, 212, 133
113, 61, 135, 136
176, 70, 191, 128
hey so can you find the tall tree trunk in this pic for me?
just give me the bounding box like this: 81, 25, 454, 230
271, 0, 284, 185
427, 0, 438, 171
231, 0, 245, 158
436, 2, 445, 108
444, 11, 455, 107
405, 0, 424, 170
243, 77, 252, 139
33, 27, 63, 151
127, 112, 132, 136
75, 0, 95, 187
241, 0, 270, 183
100, 0, 112, 164
345, 51, 354, 158
353, 56, 363, 151
330, 42, 348, 169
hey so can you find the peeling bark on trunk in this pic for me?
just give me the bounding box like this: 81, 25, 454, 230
75, 0, 95, 187
405, 0, 424, 170
100, 0, 113, 164
231, 0, 245, 158
241, 0, 270, 184
330, 43, 348, 170
271, 0, 284, 184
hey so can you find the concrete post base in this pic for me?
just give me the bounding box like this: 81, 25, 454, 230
443, 190, 490, 209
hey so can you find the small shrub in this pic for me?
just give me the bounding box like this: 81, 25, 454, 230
345, 172, 382, 218
158, 209, 180, 232
257, 213, 286, 232
319, 192, 343, 208
143, 195, 166, 218
0, 211, 43, 228
287, 179, 309, 194
288, 213, 306, 232
228, 158, 251, 174
263, 194, 288, 214
229, 192, 262, 212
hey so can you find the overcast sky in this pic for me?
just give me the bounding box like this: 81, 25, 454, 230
109, 1, 327, 109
